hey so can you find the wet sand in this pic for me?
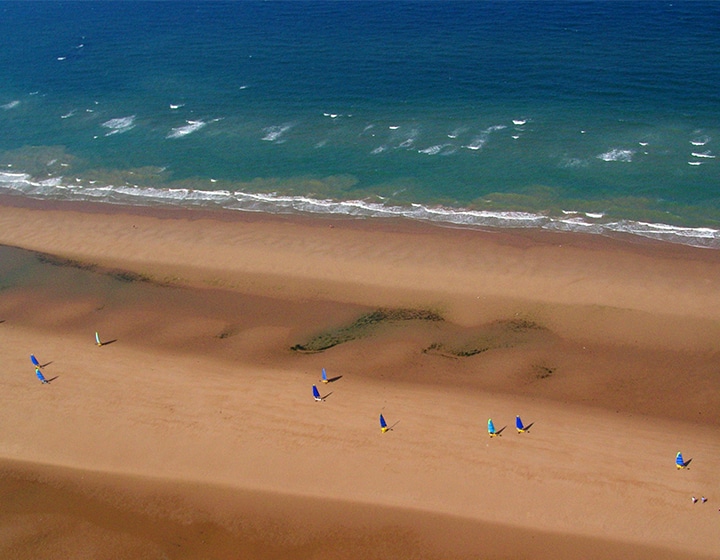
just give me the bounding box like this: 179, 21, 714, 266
0, 197, 718, 558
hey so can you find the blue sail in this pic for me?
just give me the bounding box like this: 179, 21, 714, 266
380, 413, 388, 432
30, 354, 40, 368
676, 451, 685, 468
488, 418, 496, 436
516, 415, 525, 432
312, 385, 321, 401
321, 367, 328, 383
35, 368, 47, 384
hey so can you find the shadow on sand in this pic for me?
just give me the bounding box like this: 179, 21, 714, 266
520, 421, 535, 433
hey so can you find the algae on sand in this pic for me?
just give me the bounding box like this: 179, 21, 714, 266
291, 308, 443, 353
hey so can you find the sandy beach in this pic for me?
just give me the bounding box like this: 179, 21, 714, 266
0, 196, 719, 559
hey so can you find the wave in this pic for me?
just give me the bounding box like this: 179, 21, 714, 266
101, 115, 136, 136
597, 148, 634, 162
560, 157, 588, 169
463, 125, 506, 151
691, 151, 716, 159
418, 144, 456, 156
1, 171, 719, 249
1, 100, 20, 110
262, 123, 293, 142
167, 120, 206, 139
690, 135, 710, 146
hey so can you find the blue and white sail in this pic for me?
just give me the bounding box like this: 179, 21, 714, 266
380, 413, 389, 433
321, 367, 328, 384
312, 385, 323, 402
35, 368, 48, 384
676, 451, 686, 469
488, 418, 497, 437
30, 354, 41, 368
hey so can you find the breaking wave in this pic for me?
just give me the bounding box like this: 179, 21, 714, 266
0, 170, 718, 249
101, 115, 136, 136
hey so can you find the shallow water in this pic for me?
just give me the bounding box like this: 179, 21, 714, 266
0, 1, 718, 246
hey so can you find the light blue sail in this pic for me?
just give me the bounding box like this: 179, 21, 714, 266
676, 451, 685, 469
30, 354, 40, 368
321, 368, 328, 383
95, 331, 102, 346
488, 418, 497, 437
380, 413, 389, 433
35, 368, 48, 384
312, 385, 322, 401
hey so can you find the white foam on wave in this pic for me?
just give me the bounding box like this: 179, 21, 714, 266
0, 171, 30, 183
688, 161, 703, 166
512, 119, 527, 126
167, 120, 206, 139
262, 124, 293, 143
560, 158, 588, 169
691, 151, 715, 159
690, 135, 710, 146
170, 103, 184, 110
61, 110, 76, 119
464, 138, 486, 151
447, 126, 467, 139
392, 127, 419, 149
1, 100, 20, 110
463, 125, 506, 151
597, 148, 634, 162
101, 115, 136, 136
371, 145, 387, 154
418, 144, 455, 156
3, 171, 720, 250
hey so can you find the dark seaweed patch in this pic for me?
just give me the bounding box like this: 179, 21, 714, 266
291, 308, 443, 353
533, 365, 555, 379
109, 270, 153, 283
423, 317, 547, 358
35, 253, 97, 272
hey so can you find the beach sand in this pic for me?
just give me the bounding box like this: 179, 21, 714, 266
0, 196, 718, 559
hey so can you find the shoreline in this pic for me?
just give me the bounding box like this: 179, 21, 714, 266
1, 195, 719, 558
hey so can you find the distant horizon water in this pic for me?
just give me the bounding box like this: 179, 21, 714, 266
1, 1, 719, 247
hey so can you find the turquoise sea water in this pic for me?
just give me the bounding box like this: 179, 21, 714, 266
0, 1, 719, 246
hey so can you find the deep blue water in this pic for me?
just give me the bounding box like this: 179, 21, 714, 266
0, 1, 719, 246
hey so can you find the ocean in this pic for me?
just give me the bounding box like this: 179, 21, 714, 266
0, 0, 718, 247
